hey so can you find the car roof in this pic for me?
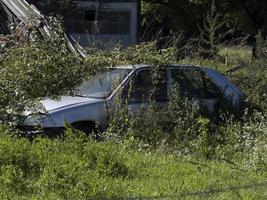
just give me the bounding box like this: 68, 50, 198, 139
114, 64, 203, 70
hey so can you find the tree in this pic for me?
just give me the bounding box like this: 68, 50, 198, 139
198, 1, 233, 58
0, 19, 85, 125
141, 0, 267, 44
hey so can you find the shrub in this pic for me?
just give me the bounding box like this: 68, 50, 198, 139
230, 70, 267, 112
0, 125, 266, 199
0, 127, 134, 199
0, 22, 85, 125
0, 20, 266, 181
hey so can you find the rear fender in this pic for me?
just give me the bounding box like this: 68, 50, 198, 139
203, 68, 244, 107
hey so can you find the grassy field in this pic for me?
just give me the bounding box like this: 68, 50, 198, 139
0, 128, 266, 200
0, 43, 266, 199
181, 45, 253, 72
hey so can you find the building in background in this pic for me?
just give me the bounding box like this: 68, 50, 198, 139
29, 0, 140, 47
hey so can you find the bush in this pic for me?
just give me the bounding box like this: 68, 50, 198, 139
0, 23, 86, 125
0, 126, 266, 199
0, 22, 266, 194
0, 127, 134, 199
230, 70, 267, 112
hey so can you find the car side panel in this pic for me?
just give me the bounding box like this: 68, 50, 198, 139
45, 101, 108, 130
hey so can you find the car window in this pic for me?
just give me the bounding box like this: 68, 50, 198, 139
170, 68, 220, 99
203, 73, 222, 98
125, 69, 168, 103
77, 68, 131, 99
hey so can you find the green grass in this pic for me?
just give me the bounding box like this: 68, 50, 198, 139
121, 153, 266, 200
180, 45, 253, 73
218, 45, 252, 65
180, 57, 227, 72
0, 129, 266, 200
0, 44, 266, 199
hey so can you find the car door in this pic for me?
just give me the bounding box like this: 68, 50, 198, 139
122, 68, 169, 114
170, 67, 222, 116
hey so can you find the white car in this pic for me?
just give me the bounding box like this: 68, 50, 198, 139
22, 64, 244, 136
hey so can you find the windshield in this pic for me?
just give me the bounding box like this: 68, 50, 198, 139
76, 68, 132, 99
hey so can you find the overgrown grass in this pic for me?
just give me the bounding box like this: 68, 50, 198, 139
0, 128, 266, 200
0, 31, 266, 199
218, 45, 252, 65
181, 45, 253, 72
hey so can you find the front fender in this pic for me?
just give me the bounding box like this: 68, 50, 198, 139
45, 101, 108, 129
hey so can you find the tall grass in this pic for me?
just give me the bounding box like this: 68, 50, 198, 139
0, 30, 266, 199
0, 128, 266, 199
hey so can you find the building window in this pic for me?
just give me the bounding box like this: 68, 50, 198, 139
65, 9, 131, 35
85, 10, 96, 21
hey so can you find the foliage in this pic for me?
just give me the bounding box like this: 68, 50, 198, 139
100, 41, 267, 165
0, 15, 267, 199
107, 87, 266, 162
229, 63, 267, 112
1, 21, 266, 161
0, 20, 85, 125
141, 0, 267, 42
252, 30, 267, 59
0, 127, 266, 199
1, 15, 178, 127
84, 41, 176, 67
198, 1, 232, 58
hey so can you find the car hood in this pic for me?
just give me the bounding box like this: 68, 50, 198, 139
40, 96, 104, 112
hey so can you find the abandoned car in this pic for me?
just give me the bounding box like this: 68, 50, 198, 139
22, 64, 244, 135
